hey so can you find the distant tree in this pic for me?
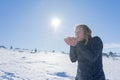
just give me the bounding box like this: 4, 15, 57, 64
0, 46, 7, 49
52, 50, 55, 53
34, 48, 37, 53
61, 51, 66, 54
15, 48, 20, 50
10, 46, 13, 50
109, 51, 114, 57
102, 53, 109, 58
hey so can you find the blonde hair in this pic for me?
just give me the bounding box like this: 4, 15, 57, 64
75, 24, 92, 44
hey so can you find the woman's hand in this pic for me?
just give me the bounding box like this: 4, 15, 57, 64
64, 37, 77, 46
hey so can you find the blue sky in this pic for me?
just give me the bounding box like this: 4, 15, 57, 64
0, 0, 120, 53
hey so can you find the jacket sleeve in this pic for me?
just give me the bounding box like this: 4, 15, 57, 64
76, 37, 103, 63
69, 46, 77, 62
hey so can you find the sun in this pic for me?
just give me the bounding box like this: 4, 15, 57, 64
51, 17, 61, 30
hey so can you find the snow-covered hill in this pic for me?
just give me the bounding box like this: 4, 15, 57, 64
0, 48, 120, 80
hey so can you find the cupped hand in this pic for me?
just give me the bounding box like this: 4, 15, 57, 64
64, 37, 77, 46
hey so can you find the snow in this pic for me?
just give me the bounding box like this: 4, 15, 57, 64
0, 48, 120, 80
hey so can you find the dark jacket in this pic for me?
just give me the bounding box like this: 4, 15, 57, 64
70, 36, 105, 80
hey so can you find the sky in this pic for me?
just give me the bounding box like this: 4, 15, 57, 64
0, 0, 120, 53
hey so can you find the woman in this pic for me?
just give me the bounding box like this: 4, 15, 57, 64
64, 24, 105, 80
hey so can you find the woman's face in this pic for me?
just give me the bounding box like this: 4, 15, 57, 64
75, 27, 85, 41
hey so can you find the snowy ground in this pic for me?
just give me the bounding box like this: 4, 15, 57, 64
0, 48, 120, 80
